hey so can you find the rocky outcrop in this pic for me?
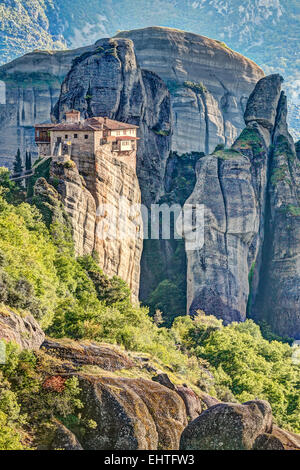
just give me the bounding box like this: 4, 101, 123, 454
244, 74, 284, 132
77, 374, 187, 450
41, 154, 143, 301
52, 37, 171, 207
180, 400, 273, 450
0, 305, 45, 350
186, 149, 262, 322
48, 421, 83, 451
152, 373, 202, 421
117, 27, 264, 155
251, 91, 300, 338
42, 338, 135, 371
180, 399, 300, 450
185, 74, 300, 336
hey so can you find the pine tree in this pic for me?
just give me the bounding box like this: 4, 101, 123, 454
25, 151, 32, 172
13, 149, 23, 175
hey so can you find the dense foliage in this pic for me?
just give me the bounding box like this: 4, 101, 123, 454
172, 314, 300, 432
0, 172, 300, 448
0, 343, 83, 450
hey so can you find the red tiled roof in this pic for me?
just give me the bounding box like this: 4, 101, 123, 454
35, 123, 57, 128
35, 116, 139, 132
48, 123, 96, 131
86, 117, 139, 130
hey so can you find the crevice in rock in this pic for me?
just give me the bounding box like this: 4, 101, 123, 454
196, 92, 209, 155
217, 158, 229, 265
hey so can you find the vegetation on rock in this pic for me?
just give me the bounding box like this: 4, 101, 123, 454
0, 171, 300, 448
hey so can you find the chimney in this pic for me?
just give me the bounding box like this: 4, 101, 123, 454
66, 110, 80, 124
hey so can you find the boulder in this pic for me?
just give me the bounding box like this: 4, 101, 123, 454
244, 74, 283, 130
252, 433, 284, 450
78, 374, 187, 450
0, 306, 44, 350
176, 385, 202, 421
180, 400, 273, 450
49, 421, 83, 450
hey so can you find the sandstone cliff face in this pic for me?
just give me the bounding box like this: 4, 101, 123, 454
186, 74, 300, 337
49, 154, 143, 302
117, 27, 264, 155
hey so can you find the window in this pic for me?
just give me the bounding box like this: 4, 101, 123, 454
116, 131, 120, 136
85, 135, 89, 139
65, 135, 68, 139
74, 134, 78, 139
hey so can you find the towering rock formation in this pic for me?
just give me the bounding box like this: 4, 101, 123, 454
52, 37, 171, 207
116, 27, 264, 154
250, 89, 300, 338
186, 74, 300, 338
0, 27, 263, 172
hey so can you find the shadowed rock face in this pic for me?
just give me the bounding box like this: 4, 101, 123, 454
186, 74, 300, 337
251, 91, 300, 338
116, 27, 264, 155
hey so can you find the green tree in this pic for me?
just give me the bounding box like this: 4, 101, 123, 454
13, 149, 23, 175
25, 151, 32, 172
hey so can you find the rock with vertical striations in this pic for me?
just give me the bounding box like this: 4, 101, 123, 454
185, 73, 300, 337
251, 91, 300, 338
48, 154, 143, 302
0, 45, 94, 168
116, 27, 264, 155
